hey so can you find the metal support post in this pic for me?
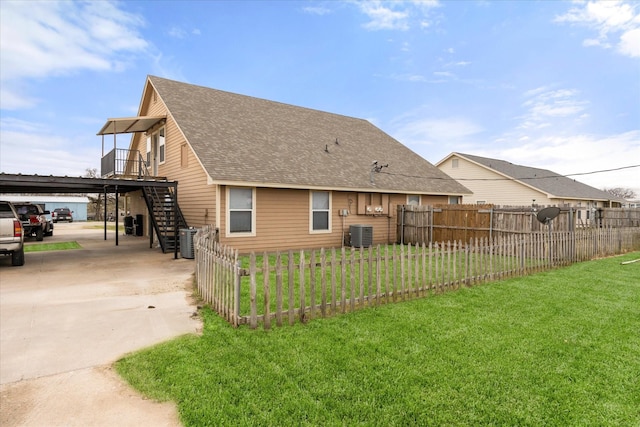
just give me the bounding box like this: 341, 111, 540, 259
115, 185, 119, 246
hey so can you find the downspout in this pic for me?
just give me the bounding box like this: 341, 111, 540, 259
115, 185, 119, 246
149, 192, 153, 249
216, 184, 221, 237
400, 205, 405, 245
489, 207, 493, 242
174, 183, 178, 259
429, 205, 434, 244
103, 186, 108, 241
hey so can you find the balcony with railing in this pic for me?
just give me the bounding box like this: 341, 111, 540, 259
97, 115, 166, 179
101, 148, 150, 178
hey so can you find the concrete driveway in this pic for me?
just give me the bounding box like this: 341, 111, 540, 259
0, 222, 201, 426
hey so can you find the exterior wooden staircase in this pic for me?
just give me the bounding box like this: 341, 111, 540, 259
142, 186, 188, 253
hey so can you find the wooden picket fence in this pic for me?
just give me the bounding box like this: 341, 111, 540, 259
194, 226, 640, 330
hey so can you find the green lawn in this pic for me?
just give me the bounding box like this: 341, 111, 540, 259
24, 241, 82, 252
116, 252, 640, 426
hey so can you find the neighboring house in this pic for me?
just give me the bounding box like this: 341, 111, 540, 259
627, 199, 640, 208
436, 152, 625, 226
99, 75, 471, 253
0, 195, 89, 221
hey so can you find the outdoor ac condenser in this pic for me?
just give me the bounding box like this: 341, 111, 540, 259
350, 224, 373, 248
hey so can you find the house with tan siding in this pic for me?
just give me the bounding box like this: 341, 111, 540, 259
436, 152, 624, 226
99, 76, 471, 253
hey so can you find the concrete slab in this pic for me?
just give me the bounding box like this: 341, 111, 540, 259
0, 222, 201, 426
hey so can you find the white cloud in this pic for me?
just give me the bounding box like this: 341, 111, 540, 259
168, 26, 202, 39
0, 1, 148, 110
619, 27, 640, 57
555, 0, 640, 57
391, 114, 484, 148
0, 118, 98, 176
487, 131, 640, 193
168, 26, 187, 39
360, 2, 410, 31
356, 0, 439, 31
0, 86, 39, 110
518, 87, 589, 130
388, 73, 427, 82
303, 6, 332, 16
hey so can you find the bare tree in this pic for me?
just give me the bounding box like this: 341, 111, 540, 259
85, 168, 98, 178
603, 187, 637, 199
83, 169, 101, 220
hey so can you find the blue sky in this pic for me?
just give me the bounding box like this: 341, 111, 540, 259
1, 0, 639, 194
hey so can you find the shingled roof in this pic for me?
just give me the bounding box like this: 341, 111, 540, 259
147, 76, 470, 195
455, 153, 623, 202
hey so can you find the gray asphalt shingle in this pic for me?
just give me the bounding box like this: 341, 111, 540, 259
458, 153, 623, 201
149, 76, 470, 195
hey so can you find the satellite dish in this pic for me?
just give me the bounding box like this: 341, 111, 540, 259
536, 206, 561, 224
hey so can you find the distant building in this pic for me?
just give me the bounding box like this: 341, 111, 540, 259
435, 153, 626, 227
0, 195, 89, 221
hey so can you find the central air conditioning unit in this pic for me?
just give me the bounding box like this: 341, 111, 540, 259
350, 224, 373, 248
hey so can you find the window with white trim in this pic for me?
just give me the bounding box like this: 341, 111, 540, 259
146, 136, 151, 166
407, 195, 420, 206
449, 196, 459, 204
228, 187, 255, 235
159, 128, 165, 164
310, 191, 331, 232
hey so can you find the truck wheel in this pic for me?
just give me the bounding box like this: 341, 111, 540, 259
12, 248, 25, 266
36, 228, 44, 241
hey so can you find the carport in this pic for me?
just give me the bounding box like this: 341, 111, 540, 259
0, 173, 180, 258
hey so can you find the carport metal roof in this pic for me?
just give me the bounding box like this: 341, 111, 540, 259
0, 173, 179, 254
0, 173, 176, 194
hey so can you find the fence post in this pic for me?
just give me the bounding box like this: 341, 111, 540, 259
288, 250, 295, 325
264, 253, 271, 330
341, 248, 347, 314
249, 253, 257, 329
350, 248, 356, 312
376, 245, 382, 305
300, 249, 307, 322
310, 250, 317, 320
331, 249, 337, 314
321, 248, 327, 317
276, 251, 283, 327
234, 254, 240, 327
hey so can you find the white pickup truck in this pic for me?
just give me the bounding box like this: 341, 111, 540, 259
0, 201, 25, 266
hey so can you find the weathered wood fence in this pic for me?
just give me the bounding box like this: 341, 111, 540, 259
194, 226, 640, 330
398, 204, 640, 245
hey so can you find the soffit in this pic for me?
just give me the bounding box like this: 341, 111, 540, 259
97, 116, 166, 135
